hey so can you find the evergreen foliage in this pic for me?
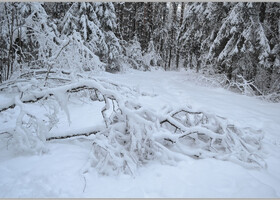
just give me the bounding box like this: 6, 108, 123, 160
1, 2, 279, 96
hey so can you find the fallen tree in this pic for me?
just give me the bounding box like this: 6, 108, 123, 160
0, 77, 266, 175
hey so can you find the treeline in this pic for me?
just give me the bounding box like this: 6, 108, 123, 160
0, 2, 279, 95
114, 2, 280, 94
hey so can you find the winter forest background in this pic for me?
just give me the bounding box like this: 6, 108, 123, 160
0, 2, 280, 198
1, 2, 279, 97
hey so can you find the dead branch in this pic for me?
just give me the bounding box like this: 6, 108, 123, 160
46, 130, 99, 141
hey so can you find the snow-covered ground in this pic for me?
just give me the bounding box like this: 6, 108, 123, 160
0, 69, 280, 197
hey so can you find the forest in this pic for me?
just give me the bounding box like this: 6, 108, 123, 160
0, 2, 280, 198
1, 2, 279, 97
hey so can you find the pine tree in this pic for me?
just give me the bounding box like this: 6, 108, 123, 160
179, 3, 205, 71
207, 3, 272, 88
58, 3, 106, 71
263, 3, 280, 93
152, 2, 168, 55
95, 2, 121, 66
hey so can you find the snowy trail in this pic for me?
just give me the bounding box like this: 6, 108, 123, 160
1, 70, 280, 197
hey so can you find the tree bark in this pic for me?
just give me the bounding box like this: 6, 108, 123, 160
175, 3, 185, 69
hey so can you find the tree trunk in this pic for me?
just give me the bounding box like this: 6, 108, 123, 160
175, 52, 180, 69
180, 3, 185, 26
5, 3, 15, 81
175, 3, 185, 69
168, 47, 172, 70
196, 57, 200, 73
133, 3, 137, 37
168, 3, 177, 70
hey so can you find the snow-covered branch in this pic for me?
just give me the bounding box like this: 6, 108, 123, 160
0, 77, 266, 175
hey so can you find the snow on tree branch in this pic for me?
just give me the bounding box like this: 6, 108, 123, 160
0, 77, 266, 175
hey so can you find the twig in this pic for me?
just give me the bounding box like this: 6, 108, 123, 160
44, 39, 71, 86
46, 130, 99, 141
